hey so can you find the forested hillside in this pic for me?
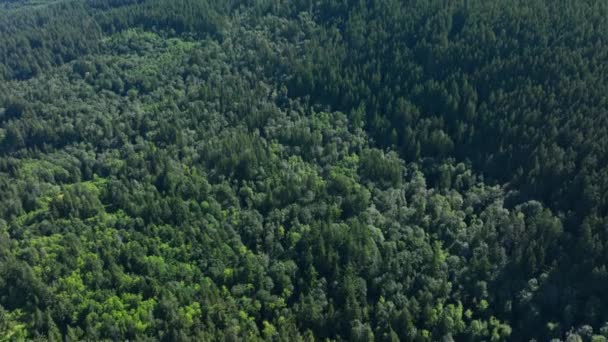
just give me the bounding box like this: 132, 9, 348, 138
1, 0, 607, 341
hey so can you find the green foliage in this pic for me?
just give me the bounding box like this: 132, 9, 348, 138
0, 0, 606, 341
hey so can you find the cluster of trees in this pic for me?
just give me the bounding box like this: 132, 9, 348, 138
272, 1, 608, 337
0, 0, 232, 80
0, 1, 101, 80
1, 0, 608, 341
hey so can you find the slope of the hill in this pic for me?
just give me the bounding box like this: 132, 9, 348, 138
0, 1, 607, 341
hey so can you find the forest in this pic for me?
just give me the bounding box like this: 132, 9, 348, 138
1, 0, 608, 341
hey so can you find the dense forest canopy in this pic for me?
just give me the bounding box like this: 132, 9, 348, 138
1, 0, 608, 341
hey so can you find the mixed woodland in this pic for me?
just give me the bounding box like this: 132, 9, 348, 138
1, 0, 608, 341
